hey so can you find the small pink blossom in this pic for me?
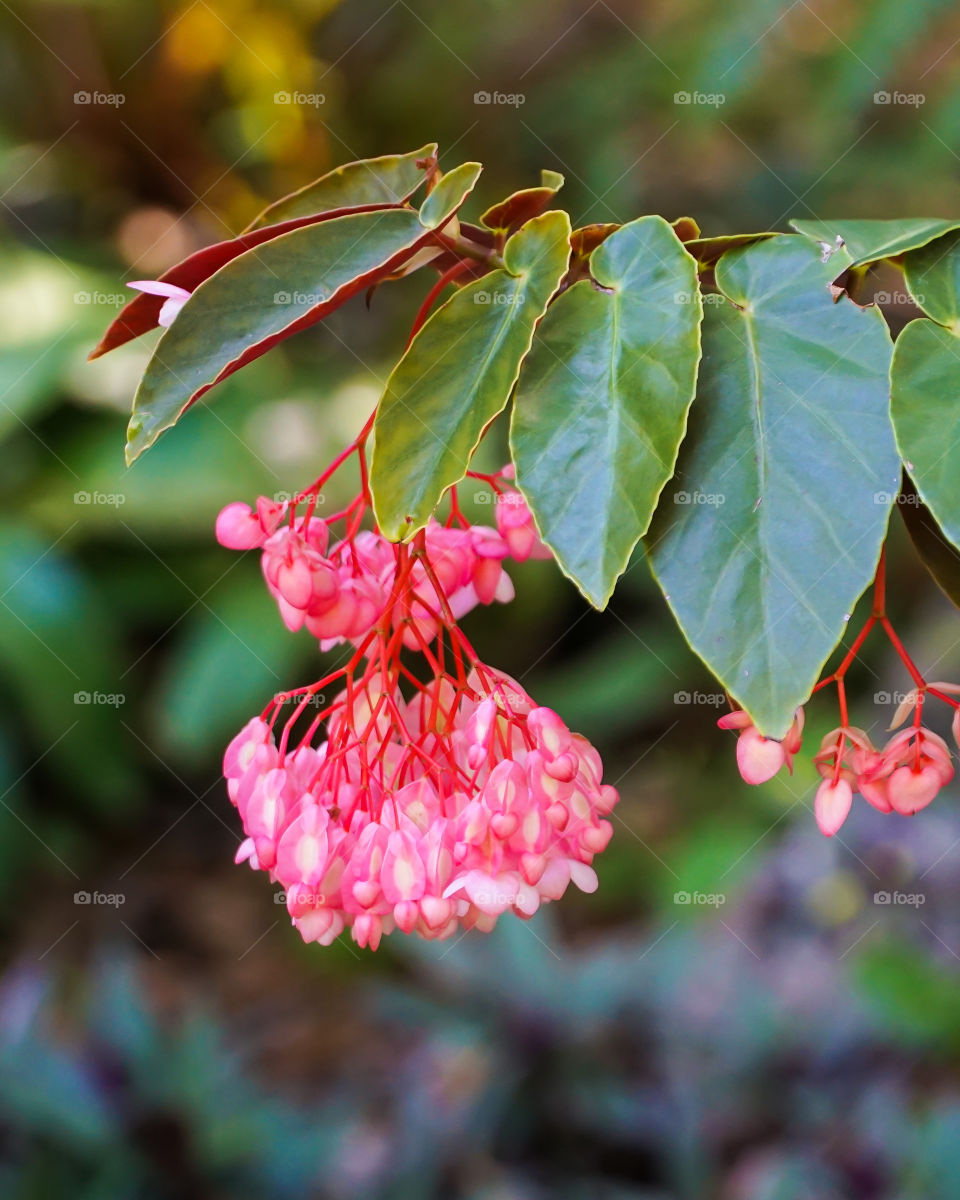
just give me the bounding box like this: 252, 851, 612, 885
127, 280, 192, 327
717, 707, 803, 785
814, 777, 853, 837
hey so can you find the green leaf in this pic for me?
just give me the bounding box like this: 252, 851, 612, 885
419, 162, 482, 228
890, 318, 960, 550
647, 234, 899, 738
243, 143, 437, 230
901, 227, 960, 327
510, 216, 702, 608
371, 210, 572, 539
790, 217, 960, 268
899, 477, 960, 612
125, 164, 481, 465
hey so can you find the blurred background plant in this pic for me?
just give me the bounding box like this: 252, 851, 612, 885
3, 0, 960, 1196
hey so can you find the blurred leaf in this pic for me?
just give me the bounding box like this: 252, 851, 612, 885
0, 522, 137, 807
153, 570, 307, 759
511, 216, 702, 607
0, 249, 108, 437
854, 941, 960, 1049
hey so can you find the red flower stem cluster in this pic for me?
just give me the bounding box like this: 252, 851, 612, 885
813, 549, 959, 779
218, 412, 618, 950
720, 547, 960, 835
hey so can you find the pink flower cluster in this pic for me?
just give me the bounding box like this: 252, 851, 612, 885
719, 702, 958, 837
215, 483, 549, 650
223, 669, 618, 950
812, 724, 955, 835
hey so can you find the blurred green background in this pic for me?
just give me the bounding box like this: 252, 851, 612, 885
4, 1, 960, 1197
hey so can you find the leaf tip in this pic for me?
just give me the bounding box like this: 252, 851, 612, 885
124, 415, 147, 466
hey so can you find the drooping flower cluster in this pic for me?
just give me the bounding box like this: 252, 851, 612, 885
717, 558, 960, 838
224, 666, 617, 949
811, 723, 955, 834
216, 483, 547, 652
217, 460, 616, 950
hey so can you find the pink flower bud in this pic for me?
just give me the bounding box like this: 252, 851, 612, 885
887, 764, 942, 815
814, 778, 853, 836
736, 728, 786, 785
216, 502, 265, 550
